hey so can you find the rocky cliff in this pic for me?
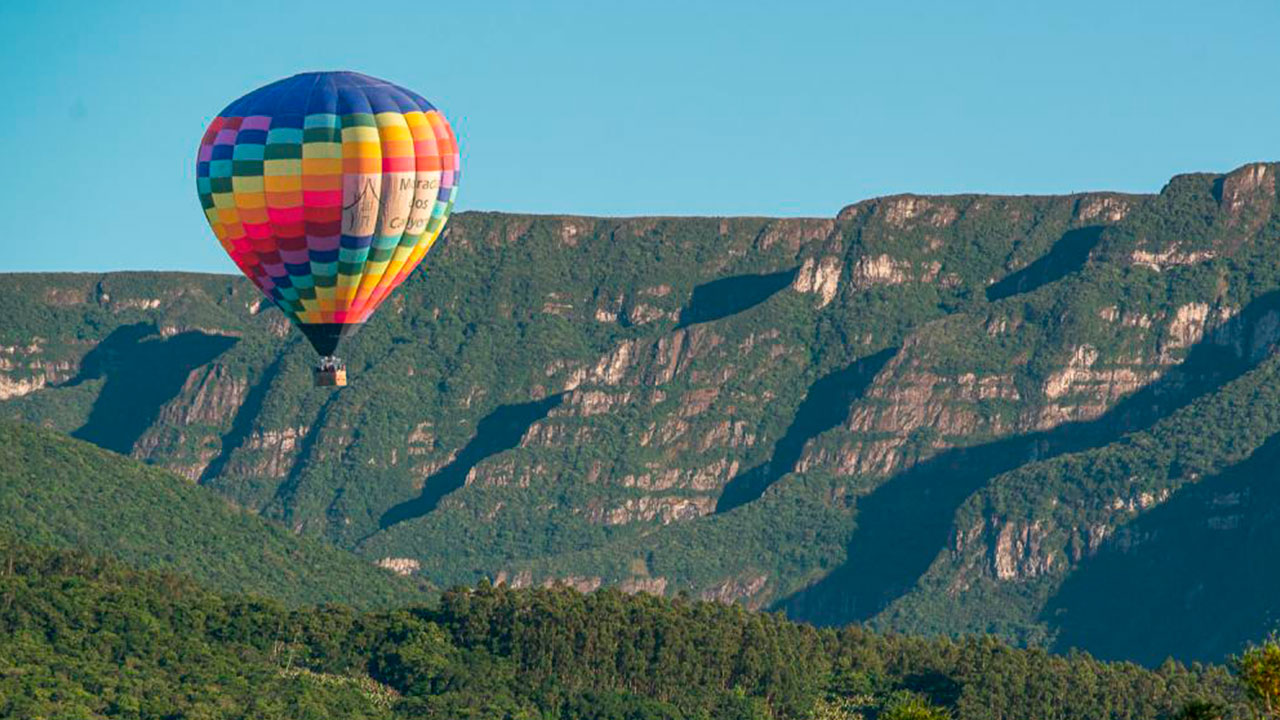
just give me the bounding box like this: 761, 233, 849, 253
4, 162, 1280, 662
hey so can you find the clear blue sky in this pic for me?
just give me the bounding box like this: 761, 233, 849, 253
1, 0, 1277, 272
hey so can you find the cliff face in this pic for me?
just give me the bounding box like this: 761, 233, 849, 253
4, 162, 1280, 663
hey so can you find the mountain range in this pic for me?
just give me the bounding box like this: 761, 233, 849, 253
4, 162, 1280, 665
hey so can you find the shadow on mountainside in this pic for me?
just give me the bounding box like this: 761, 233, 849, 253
716, 348, 898, 514
678, 268, 799, 328
986, 226, 1106, 302
778, 289, 1280, 627
377, 393, 566, 530
199, 354, 287, 487
66, 323, 238, 455
269, 389, 341, 530
1043, 431, 1280, 665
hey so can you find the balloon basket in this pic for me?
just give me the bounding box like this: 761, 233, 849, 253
314, 357, 347, 387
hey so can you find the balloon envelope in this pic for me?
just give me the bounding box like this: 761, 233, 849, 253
195, 71, 460, 357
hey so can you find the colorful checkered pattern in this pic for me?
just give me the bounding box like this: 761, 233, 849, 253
196, 72, 459, 343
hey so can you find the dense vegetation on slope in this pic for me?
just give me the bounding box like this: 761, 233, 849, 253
816, 352, 1280, 646
0, 537, 1253, 719
3, 163, 1280, 664
0, 420, 427, 608
843, 182, 1280, 652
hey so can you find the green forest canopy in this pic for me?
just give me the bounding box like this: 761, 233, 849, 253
0, 535, 1261, 720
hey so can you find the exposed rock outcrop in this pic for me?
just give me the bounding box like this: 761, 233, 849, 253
1130, 244, 1216, 272
589, 494, 717, 525
1037, 345, 1162, 428
851, 254, 911, 288
241, 427, 308, 478
618, 576, 668, 596
700, 574, 769, 607
376, 557, 421, 576
0, 339, 74, 399
991, 519, 1055, 581
792, 256, 842, 307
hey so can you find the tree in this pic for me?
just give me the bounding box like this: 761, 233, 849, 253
1172, 699, 1225, 720
880, 693, 951, 720
1235, 636, 1280, 718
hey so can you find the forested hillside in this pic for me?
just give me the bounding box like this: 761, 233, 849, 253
0, 421, 427, 607
0, 537, 1251, 719
4, 162, 1280, 662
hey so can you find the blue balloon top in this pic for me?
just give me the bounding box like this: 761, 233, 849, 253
218, 71, 437, 123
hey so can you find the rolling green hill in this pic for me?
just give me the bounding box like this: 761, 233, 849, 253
0, 420, 428, 608
4, 162, 1280, 663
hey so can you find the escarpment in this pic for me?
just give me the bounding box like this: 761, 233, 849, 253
5, 162, 1280, 663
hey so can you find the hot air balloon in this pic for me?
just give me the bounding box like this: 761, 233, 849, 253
196, 71, 459, 386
